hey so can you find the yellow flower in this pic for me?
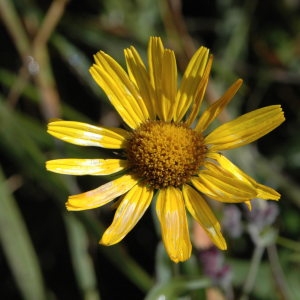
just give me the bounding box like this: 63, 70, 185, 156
46, 37, 285, 263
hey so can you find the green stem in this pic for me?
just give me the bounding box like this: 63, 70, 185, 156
277, 236, 300, 252
0, 0, 30, 57
240, 245, 265, 300
267, 244, 291, 300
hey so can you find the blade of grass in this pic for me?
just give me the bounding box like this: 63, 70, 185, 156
0, 167, 48, 300
64, 214, 101, 300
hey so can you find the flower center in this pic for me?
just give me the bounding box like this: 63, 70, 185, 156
126, 120, 206, 189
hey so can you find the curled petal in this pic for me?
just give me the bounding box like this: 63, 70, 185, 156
183, 185, 227, 250
66, 174, 138, 211
125, 46, 155, 119
174, 46, 210, 122
207, 152, 280, 200
156, 187, 192, 263
205, 105, 285, 151
100, 183, 153, 245
192, 169, 257, 203
185, 55, 213, 127
46, 159, 128, 175
90, 51, 149, 129
48, 121, 129, 149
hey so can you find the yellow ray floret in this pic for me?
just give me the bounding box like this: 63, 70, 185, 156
207, 152, 280, 200
100, 183, 153, 245
48, 121, 129, 149
191, 170, 256, 203
205, 105, 285, 150
148, 37, 164, 117
156, 187, 192, 263
66, 174, 138, 211
46, 158, 128, 176
160, 49, 177, 122
124, 46, 156, 119
90, 52, 149, 129
195, 79, 243, 132
184, 55, 213, 127
174, 46, 210, 122
182, 184, 227, 250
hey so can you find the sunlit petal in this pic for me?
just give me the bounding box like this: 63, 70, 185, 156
46, 158, 128, 175
207, 152, 280, 200
90, 51, 149, 129
161, 49, 177, 121
203, 157, 257, 189
66, 174, 138, 211
185, 55, 213, 127
183, 185, 227, 250
100, 183, 153, 245
48, 121, 129, 149
156, 187, 192, 263
148, 36, 164, 118
205, 105, 285, 150
195, 79, 243, 132
192, 170, 256, 203
174, 46, 209, 122
125, 46, 155, 119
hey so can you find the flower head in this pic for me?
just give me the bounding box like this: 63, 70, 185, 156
46, 37, 285, 263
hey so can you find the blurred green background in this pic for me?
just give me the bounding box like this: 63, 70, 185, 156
0, 0, 300, 299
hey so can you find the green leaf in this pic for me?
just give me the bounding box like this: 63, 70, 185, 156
64, 214, 101, 300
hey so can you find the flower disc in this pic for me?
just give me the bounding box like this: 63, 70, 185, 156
126, 121, 206, 189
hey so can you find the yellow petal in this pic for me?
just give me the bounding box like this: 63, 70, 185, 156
191, 170, 256, 203
205, 105, 285, 151
90, 51, 149, 129
148, 37, 164, 118
182, 185, 227, 250
185, 55, 213, 127
207, 152, 280, 200
156, 187, 192, 263
46, 159, 128, 175
47, 121, 129, 149
66, 174, 138, 211
100, 183, 153, 245
174, 46, 209, 122
195, 79, 243, 132
244, 201, 252, 210
161, 49, 177, 121
203, 157, 256, 188
256, 183, 281, 200
124, 46, 155, 119
148, 37, 164, 82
